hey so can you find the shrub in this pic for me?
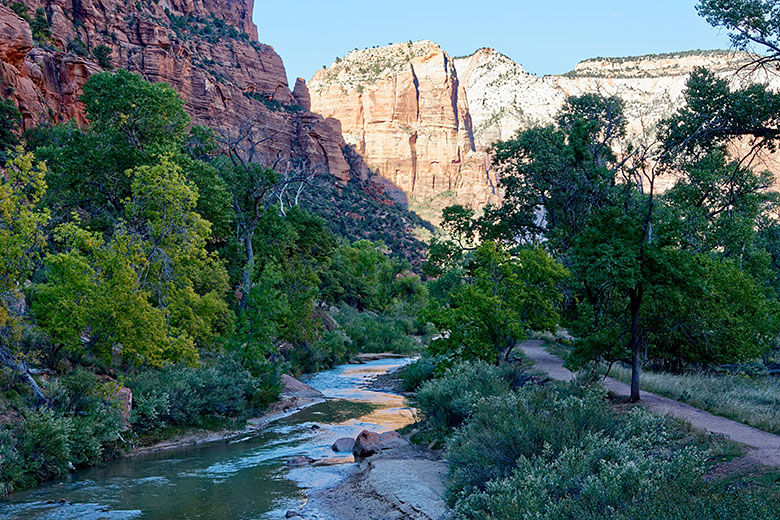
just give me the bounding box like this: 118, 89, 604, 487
416, 361, 521, 432
93, 45, 113, 69
288, 329, 353, 374
67, 38, 87, 56
10, 2, 29, 21
18, 408, 72, 484
0, 430, 23, 495
337, 305, 419, 354
30, 8, 50, 43
445, 385, 617, 499
45, 368, 123, 466
400, 355, 438, 391
129, 356, 281, 433
453, 432, 705, 520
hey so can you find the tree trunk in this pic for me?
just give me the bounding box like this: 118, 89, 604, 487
240, 231, 254, 310
628, 287, 643, 402
0, 348, 47, 405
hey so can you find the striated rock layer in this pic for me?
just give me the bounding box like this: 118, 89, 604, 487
310, 43, 780, 214
0, 0, 351, 182
308, 41, 496, 212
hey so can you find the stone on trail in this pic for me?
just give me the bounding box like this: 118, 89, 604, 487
379, 430, 408, 449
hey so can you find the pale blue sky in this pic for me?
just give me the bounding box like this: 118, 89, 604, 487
253, 1, 733, 85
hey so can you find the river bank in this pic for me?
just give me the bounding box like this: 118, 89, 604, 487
1, 357, 440, 519
286, 360, 449, 520
128, 374, 326, 458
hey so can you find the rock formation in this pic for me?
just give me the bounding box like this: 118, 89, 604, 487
308, 41, 496, 214
310, 43, 780, 217
0, 0, 350, 182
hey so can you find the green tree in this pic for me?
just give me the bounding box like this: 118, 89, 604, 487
33, 156, 230, 367
424, 242, 567, 364
0, 150, 49, 401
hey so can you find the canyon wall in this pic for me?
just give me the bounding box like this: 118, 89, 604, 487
310, 44, 780, 215
307, 41, 496, 214
0, 0, 351, 182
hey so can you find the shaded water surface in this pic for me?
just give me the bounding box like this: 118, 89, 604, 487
0, 358, 414, 519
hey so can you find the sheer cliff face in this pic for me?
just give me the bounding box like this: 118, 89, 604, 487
307, 41, 496, 211
0, 0, 350, 182
310, 43, 780, 213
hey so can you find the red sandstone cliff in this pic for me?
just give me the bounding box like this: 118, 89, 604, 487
0, 0, 350, 182
307, 41, 498, 217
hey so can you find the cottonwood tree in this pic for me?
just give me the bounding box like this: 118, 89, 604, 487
0, 150, 49, 402
479, 90, 780, 401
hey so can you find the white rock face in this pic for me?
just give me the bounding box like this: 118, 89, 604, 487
454, 48, 774, 150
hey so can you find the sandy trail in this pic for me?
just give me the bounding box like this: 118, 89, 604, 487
518, 339, 780, 468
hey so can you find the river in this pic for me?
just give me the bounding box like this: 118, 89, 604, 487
0, 358, 415, 519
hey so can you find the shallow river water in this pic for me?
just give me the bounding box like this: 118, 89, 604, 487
0, 358, 415, 520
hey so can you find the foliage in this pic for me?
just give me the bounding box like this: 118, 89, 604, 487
446, 386, 619, 500
66, 38, 87, 56
287, 329, 352, 374
335, 304, 420, 354
16, 408, 71, 484
92, 45, 113, 69
697, 0, 780, 61
30, 8, 50, 43
415, 360, 524, 433
400, 355, 439, 391
424, 242, 567, 363
453, 431, 704, 520
129, 355, 282, 433
321, 240, 425, 312
0, 98, 21, 154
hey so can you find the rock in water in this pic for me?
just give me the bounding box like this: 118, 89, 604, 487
281, 375, 324, 399
286, 456, 315, 467
352, 430, 383, 458
331, 437, 354, 452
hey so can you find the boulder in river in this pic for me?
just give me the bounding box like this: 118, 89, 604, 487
352, 430, 383, 458
332, 437, 354, 452
286, 455, 316, 467
281, 374, 324, 399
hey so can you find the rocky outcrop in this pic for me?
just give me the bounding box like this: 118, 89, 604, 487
0, 0, 350, 182
308, 41, 496, 213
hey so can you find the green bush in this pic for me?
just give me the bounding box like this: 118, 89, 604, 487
336, 305, 419, 354
18, 408, 72, 484
92, 44, 113, 69
454, 432, 705, 520
67, 38, 87, 56
0, 430, 24, 495
129, 356, 281, 433
46, 368, 123, 466
445, 385, 618, 499
400, 355, 438, 391
288, 329, 353, 374
416, 361, 522, 433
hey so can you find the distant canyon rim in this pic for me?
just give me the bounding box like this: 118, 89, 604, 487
307, 41, 780, 222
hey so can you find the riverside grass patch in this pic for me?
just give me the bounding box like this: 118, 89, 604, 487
414, 361, 780, 520
606, 364, 780, 435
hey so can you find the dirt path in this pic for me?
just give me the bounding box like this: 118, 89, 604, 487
519, 340, 780, 468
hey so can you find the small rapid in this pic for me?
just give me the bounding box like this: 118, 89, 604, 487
0, 358, 415, 520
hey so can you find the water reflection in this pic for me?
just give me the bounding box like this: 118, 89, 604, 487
0, 358, 414, 520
